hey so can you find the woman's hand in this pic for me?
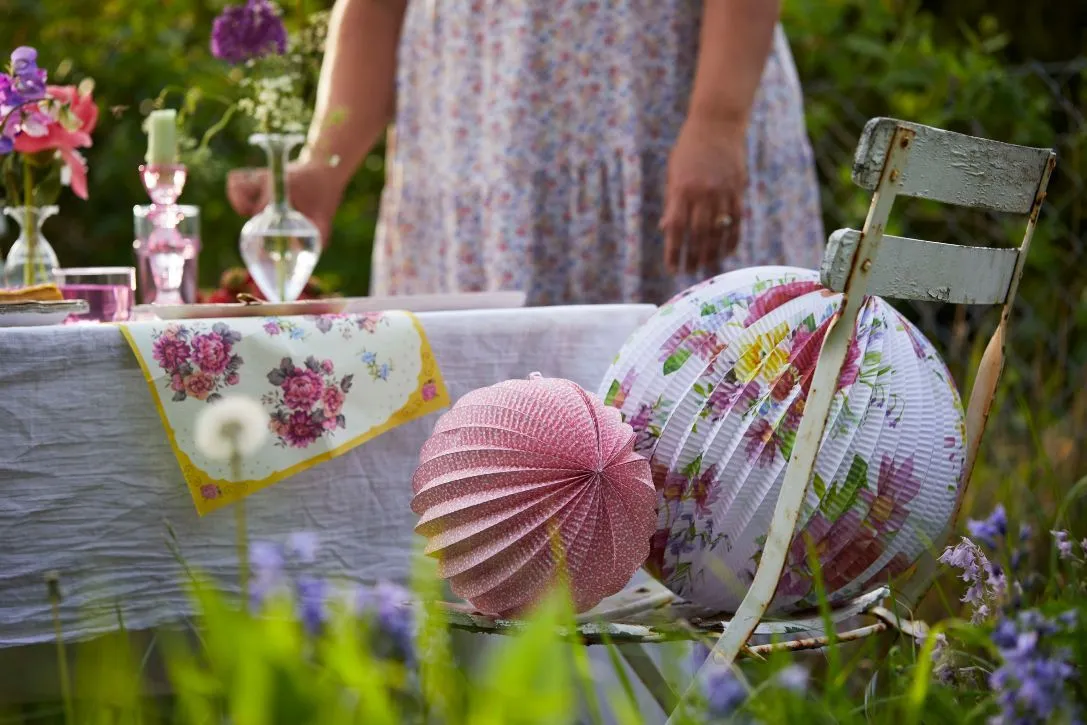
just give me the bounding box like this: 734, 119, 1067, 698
661, 115, 748, 274
226, 162, 347, 246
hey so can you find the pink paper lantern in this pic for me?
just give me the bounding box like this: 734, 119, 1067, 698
411, 373, 657, 616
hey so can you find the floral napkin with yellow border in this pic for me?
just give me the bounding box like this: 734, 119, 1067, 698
119, 311, 448, 516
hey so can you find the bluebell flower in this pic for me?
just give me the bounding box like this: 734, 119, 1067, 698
355, 580, 415, 662
989, 609, 1079, 724
1050, 530, 1074, 560
295, 574, 327, 635
287, 531, 319, 564
361, 351, 377, 364
249, 540, 286, 611
966, 504, 1007, 550
704, 668, 747, 719
775, 665, 808, 694
378, 363, 390, 380
939, 537, 1005, 622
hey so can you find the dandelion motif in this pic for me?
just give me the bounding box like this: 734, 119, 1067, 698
194, 395, 269, 461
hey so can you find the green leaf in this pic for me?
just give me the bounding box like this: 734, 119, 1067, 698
779, 428, 797, 462
700, 302, 717, 316
820, 455, 869, 522
662, 348, 691, 376
682, 454, 703, 479
602, 379, 622, 407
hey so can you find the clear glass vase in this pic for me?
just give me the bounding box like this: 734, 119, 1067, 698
3, 205, 60, 288
239, 134, 321, 303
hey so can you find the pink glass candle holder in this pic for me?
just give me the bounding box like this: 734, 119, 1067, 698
137, 164, 196, 305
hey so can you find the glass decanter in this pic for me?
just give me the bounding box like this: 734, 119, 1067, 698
238, 133, 322, 302
3, 205, 60, 288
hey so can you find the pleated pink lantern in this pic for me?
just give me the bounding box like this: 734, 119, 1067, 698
411, 373, 658, 616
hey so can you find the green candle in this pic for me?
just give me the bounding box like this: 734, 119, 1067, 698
145, 109, 178, 166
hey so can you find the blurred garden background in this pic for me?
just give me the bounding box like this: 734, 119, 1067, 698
1, 0, 1085, 574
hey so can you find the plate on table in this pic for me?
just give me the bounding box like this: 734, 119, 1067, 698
0, 299, 89, 327
136, 292, 527, 320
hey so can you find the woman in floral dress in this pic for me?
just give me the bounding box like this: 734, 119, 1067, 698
229, 0, 825, 306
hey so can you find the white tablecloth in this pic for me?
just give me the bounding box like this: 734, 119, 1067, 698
0, 305, 656, 645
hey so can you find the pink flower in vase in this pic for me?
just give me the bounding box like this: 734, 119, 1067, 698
282, 369, 325, 410
191, 332, 232, 374
13, 84, 98, 200
421, 381, 438, 401
321, 386, 345, 417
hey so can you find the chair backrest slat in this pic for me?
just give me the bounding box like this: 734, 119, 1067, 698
852, 118, 1053, 215
820, 228, 1019, 305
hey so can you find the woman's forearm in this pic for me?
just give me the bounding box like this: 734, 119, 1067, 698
303, 0, 407, 179
687, 0, 780, 128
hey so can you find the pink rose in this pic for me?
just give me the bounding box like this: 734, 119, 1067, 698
184, 371, 217, 400
191, 332, 231, 374
153, 334, 191, 371
281, 410, 323, 448
320, 359, 334, 374
421, 382, 437, 401
226, 373, 240, 386
170, 373, 185, 392
321, 386, 344, 416
282, 369, 324, 410
200, 484, 220, 500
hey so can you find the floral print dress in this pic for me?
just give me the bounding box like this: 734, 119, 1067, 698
372, 1, 825, 306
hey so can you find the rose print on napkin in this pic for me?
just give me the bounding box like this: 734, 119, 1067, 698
264, 356, 354, 448
151, 322, 244, 403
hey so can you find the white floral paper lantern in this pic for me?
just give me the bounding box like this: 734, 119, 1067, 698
599, 267, 967, 614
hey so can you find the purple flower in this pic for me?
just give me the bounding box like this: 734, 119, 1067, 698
295, 575, 326, 635
286, 531, 319, 564
939, 537, 1005, 623
249, 541, 286, 611
775, 665, 809, 694
210, 0, 288, 64
989, 610, 1079, 724
8, 47, 46, 102
355, 580, 415, 662
966, 504, 1007, 550
704, 668, 747, 719
1051, 530, 1074, 560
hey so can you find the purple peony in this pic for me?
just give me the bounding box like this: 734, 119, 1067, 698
210, 0, 288, 64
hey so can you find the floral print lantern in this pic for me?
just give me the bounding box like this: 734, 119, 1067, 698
411, 374, 658, 617
599, 267, 966, 614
